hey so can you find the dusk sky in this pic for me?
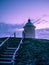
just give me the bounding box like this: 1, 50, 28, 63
0, 0, 49, 29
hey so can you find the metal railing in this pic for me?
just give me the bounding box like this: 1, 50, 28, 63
0, 33, 14, 54
0, 37, 9, 47
0, 33, 23, 65
11, 38, 23, 65
0, 33, 14, 47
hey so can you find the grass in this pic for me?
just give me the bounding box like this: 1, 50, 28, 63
15, 38, 49, 65
0, 38, 49, 65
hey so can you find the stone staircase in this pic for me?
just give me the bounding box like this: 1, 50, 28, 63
0, 37, 22, 65
0, 47, 16, 65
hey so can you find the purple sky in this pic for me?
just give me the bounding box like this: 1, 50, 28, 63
0, 0, 49, 29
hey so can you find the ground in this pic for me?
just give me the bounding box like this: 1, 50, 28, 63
0, 38, 49, 65
15, 38, 49, 65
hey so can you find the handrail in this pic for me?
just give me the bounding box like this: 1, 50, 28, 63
0, 37, 9, 47
0, 33, 14, 55
11, 38, 23, 65
0, 33, 14, 47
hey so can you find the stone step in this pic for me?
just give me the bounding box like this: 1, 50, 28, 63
4, 49, 15, 52
0, 61, 12, 65
3, 53, 14, 55
0, 47, 18, 65
7, 48, 16, 50
1, 54, 13, 57
1, 54, 13, 58
2, 48, 16, 55
3, 52, 14, 55
4, 48, 16, 53
0, 58, 11, 61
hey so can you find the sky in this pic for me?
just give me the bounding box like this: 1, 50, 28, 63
0, 0, 49, 29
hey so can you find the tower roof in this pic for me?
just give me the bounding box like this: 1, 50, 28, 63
23, 19, 35, 28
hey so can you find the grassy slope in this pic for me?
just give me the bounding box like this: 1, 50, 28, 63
15, 38, 49, 65
0, 38, 49, 65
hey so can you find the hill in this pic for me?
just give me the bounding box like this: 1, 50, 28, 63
0, 38, 49, 65
15, 38, 49, 65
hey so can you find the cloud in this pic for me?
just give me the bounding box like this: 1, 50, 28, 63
0, 22, 24, 37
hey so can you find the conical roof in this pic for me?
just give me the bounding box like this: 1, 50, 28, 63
23, 19, 35, 28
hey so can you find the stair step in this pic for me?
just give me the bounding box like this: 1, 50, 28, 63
7, 48, 16, 50
0, 61, 12, 65
0, 58, 11, 61
0, 47, 17, 65
4, 50, 15, 52
1, 55, 13, 58
3, 52, 14, 55
1, 54, 18, 57
4, 51, 14, 53
7, 49, 16, 51
3, 53, 13, 55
